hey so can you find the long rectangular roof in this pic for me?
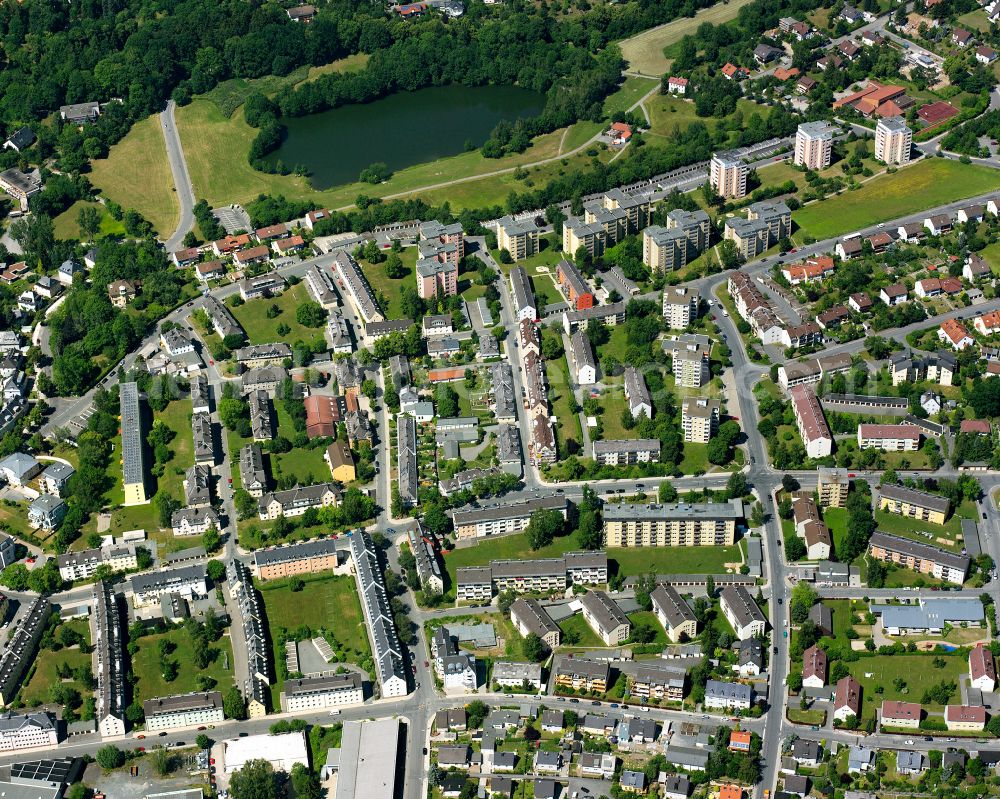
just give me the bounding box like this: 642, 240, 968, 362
335, 715, 400, 799
869, 531, 970, 571
877, 484, 951, 513
350, 531, 407, 693
143, 691, 222, 717
509, 267, 535, 314
875, 598, 984, 628
119, 382, 145, 487
720, 585, 766, 628
129, 564, 206, 594
604, 500, 743, 522
651, 585, 696, 628
253, 538, 340, 568
451, 495, 567, 525
510, 597, 560, 639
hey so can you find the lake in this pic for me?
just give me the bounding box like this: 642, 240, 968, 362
266, 84, 547, 189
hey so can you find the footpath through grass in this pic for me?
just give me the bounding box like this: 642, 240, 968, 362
793, 159, 1000, 241
176, 97, 568, 210
89, 114, 178, 237
602, 76, 658, 117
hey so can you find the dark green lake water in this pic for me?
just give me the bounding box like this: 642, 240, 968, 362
266, 84, 547, 189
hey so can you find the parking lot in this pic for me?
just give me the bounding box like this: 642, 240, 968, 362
213, 205, 252, 235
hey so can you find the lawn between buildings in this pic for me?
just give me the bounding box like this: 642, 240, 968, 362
359, 247, 418, 320
843, 652, 968, 726
131, 625, 236, 705
792, 159, 1000, 241
229, 283, 328, 346
18, 619, 92, 711
227, 400, 332, 493
874, 497, 977, 544
257, 573, 371, 708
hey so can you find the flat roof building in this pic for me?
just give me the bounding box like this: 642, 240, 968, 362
603, 500, 742, 548
120, 382, 148, 504
335, 719, 401, 799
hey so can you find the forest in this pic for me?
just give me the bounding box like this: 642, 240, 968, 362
0, 0, 724, 176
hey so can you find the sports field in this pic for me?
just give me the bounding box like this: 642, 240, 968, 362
618, 0, 756, 77
89, 114, 178, 236
793, 159, 1000, 240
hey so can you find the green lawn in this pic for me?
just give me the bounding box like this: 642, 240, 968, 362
259, 573, 370, 656
845, 653, 966, 722
645, 95, 702, 139
873, 509, 964, 552
609, 544, 744, 575
956, 8, 991, 31
271, 444, 330, 487
258, 573, 371, 705
679, 442, 710, 475
269, 403, 330, 485
824, 599, 855, 640
558, 613, 606, 648
596, 390, 632, 440
53, 200, 128, 241
626, 610, 669, 645
793, 160, 1000, 240
230, 283, 328, 346
89, 113, 178, 236
540, 328, 583, 457
602, 76, 659, 116
413, 143, 614, 211
530, 271, 564, 310
132, 626, 235, 704
19, 620, 92, 707
787, 708, 827, 725
823, 507, 851, 561
977, 241, 1000, 274
86, 398, 194, 545
361, 248, 417, 320
562, 121, 604, 152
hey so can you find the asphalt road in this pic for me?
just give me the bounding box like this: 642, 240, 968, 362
26, 73, 1000, 796
160, 99, 197, 253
